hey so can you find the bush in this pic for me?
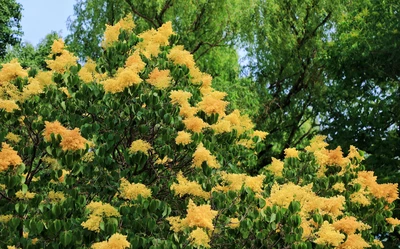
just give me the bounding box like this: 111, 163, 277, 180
0, 14, 398, 249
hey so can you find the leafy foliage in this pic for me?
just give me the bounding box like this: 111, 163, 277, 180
0, 0, 23, 58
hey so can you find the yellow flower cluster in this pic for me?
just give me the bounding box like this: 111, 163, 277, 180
118, 178, 152, 200
353, 171, 398, 203
81, 201, 120, 232
135, 22, 174, 58
102, 65, 143, 93
267, 182, 345, 218
0, 59, 28, 82
192, 143, 220, 169
15, 190, 36, 200
169, 90, 211, 133
189, 228, 211, 248
183, 116, 208, 133
337, 234, 370, 249
91, 233, 130, 249
225, 110, 255, 135
170, 90, 192, 106
167, 199, 217, 248
47, 191, 66, 203
78, 58, 103, 83
0, 142, 22, 172
43, 121, 88, 151
102, 13, 135, 48
267, 157, 284, 177
0, 99, 20, 112
129, 139, 152, 155
197, 91, 229, 116
46, 39, 78, 73
0, 214, 13, 223
314, 221, 345, 247
332, 216, 370, 235
213, 172, 265, 194
228, 217, 240, 229
306, 136, 366, 177
170, 172, 210, 199
332, 182, 346, 192
386, 217, 400, 226
146, 67, 172, 89
175, 131, 193, 145
284, 148, 300, 159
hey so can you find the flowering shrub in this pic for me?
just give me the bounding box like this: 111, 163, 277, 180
0, 14, 399, 249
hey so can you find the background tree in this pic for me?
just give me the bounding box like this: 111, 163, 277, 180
321, 0, 400, 184
0, 0, 23, 58
243, 0, 343, 168
1, 32, 61, 70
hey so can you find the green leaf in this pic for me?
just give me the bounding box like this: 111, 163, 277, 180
60, 231, 72, 246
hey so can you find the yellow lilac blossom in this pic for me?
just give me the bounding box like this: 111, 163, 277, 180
332, 216, 371, 235
386, 217, 400, 226
353, 171, 399, 203
189, 228, 211, 248
170, 171, 210, 199
0, 142, 22, 172
337, 234, 370, 249
119, 178, 152, 200
170, 90, 192, 106
42, 120, 67, 141
0, 99, 20, 112
47, 191, 66, 203
102, 14, 135, 48
15, 190, 35, 200
81, 201, 120, 232
305, 135, 329, 152
178, 103, 198, 118
228, 218, 240, 229
167, 45, 195, 69
125, 51, 146, 71
5, 132, 20, 143
0, 59, 28, 82
267, 157, 284, 177
34, 71, 54, 87
46, 49, 78, 73
135, 22, 174, 58
251, 130, 268, 140
183, 116, 208, 133
51, 38, 65, 54
129, 139, 152, 155
147, 68, 171, 89
59, 128, 88, 151
58, 169, 70, 183
211, 120, 232, 134
166, 216, 188, 233
314, 221, 345, 247
175, 131, 193, 145
91, 233, 130, 249
284, 148, 300, 159
0, 214, 13, 223
186, 199, 218, 230
197, 91, 229, 116
332, 182, 346, 192
102, 66, 142, 93
192, 143, 220, 169
347, 145, 364, 161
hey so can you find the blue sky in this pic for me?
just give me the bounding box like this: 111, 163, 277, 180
17, 0, 75, 46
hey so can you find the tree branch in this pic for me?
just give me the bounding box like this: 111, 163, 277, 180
124, 0, 158, 28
